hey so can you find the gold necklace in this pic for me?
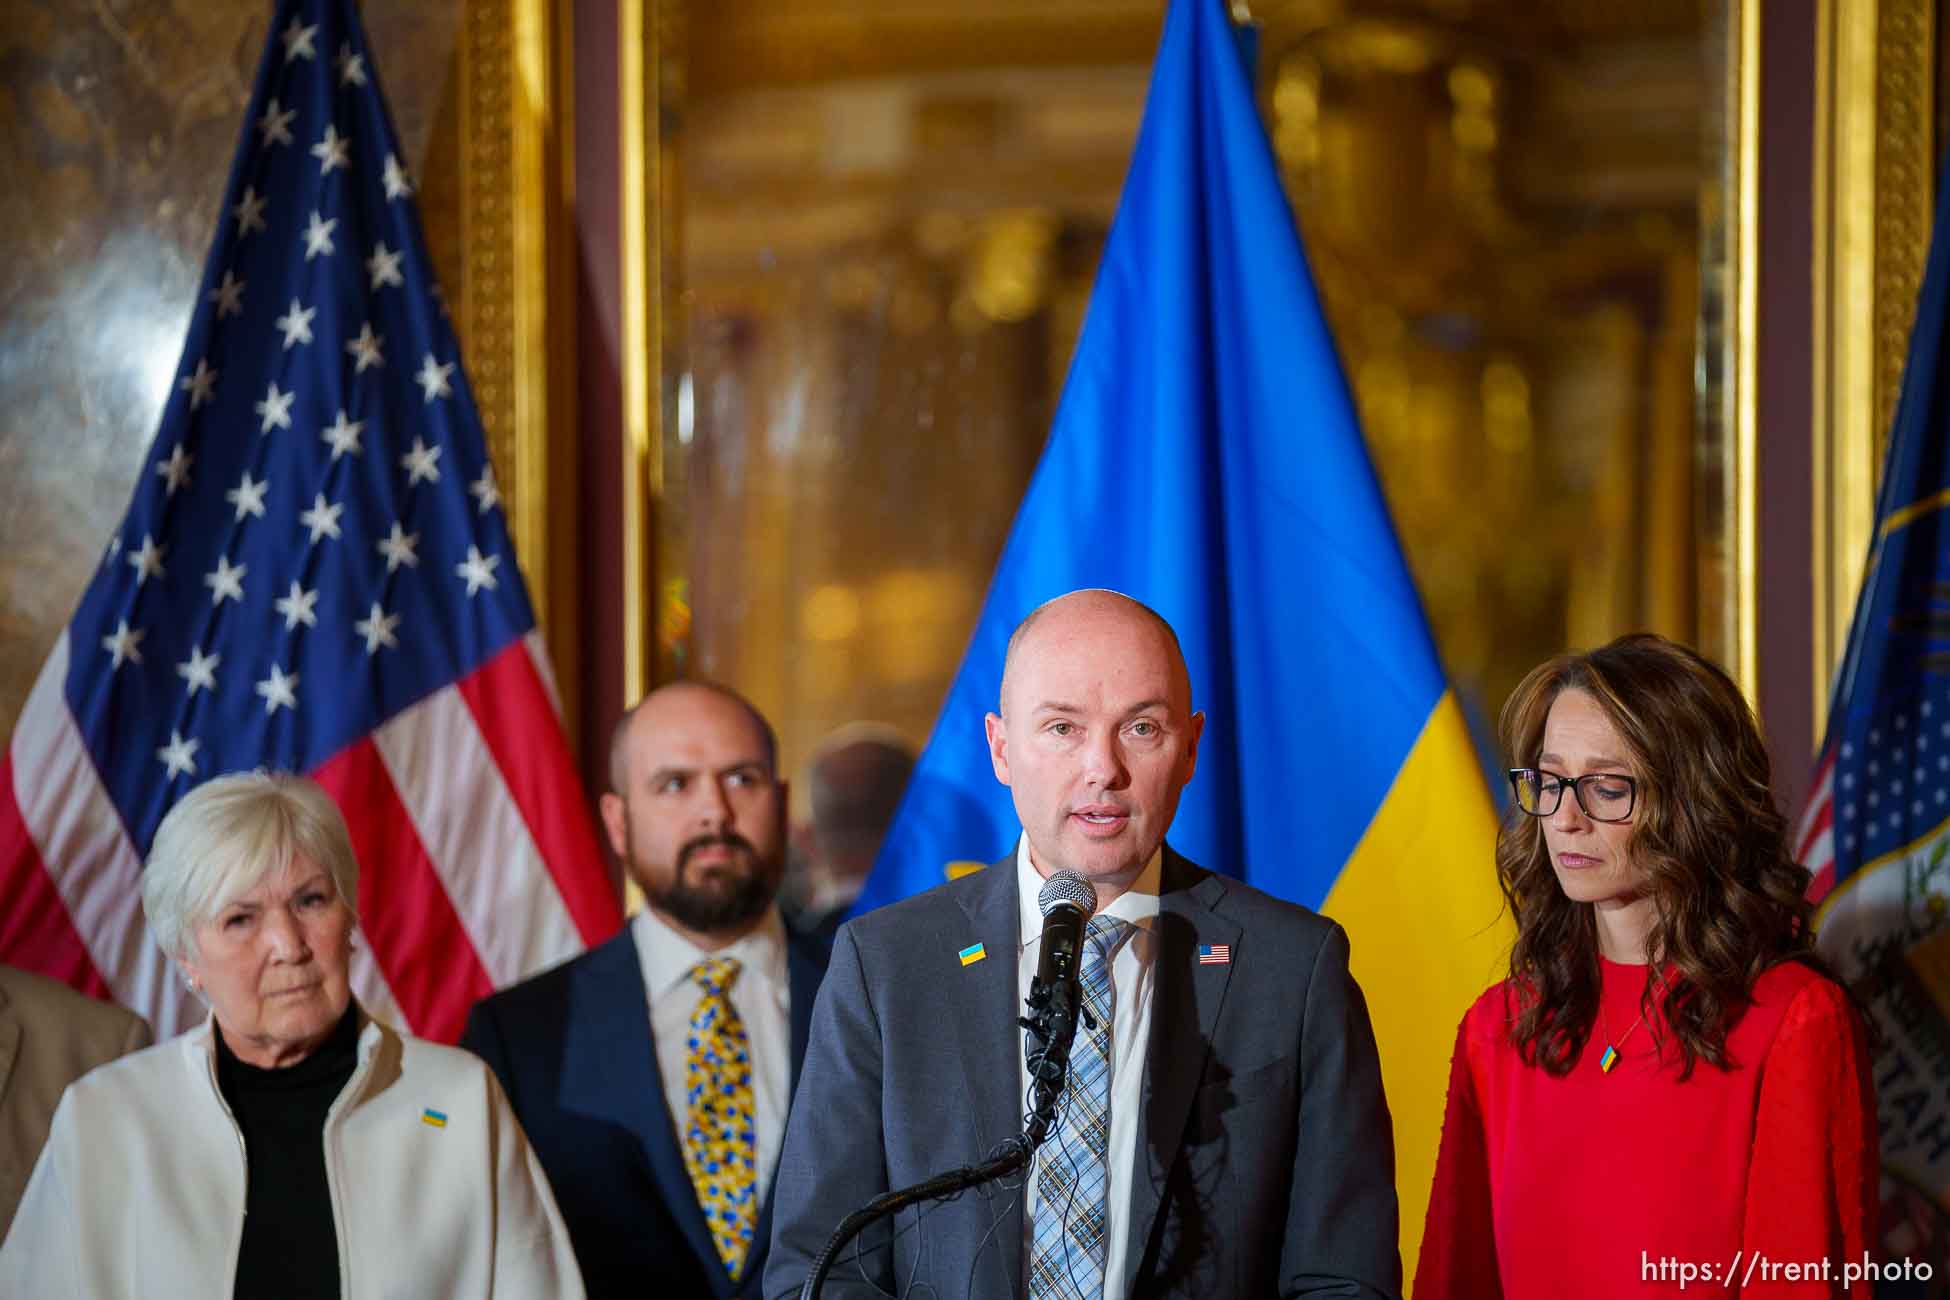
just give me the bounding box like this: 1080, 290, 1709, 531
1598, 968, 1667, 1075
1597, 1001, 1646, 1074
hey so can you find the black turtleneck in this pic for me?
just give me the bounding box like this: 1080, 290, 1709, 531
214, 1002, 361, 1300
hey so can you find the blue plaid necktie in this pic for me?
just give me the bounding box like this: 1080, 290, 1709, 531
1029, 914, 1125, 1298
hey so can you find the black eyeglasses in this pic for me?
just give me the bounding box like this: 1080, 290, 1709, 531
1507, 768, 1638, 822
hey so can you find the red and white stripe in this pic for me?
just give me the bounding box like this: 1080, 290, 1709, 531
1795, 751, 1837, 903
0, 631, 619, 1041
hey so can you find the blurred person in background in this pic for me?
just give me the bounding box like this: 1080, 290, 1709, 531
780, 723, 916, 945
0, 963, 150, 1237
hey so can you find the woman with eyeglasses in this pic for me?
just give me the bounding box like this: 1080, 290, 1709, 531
1415, 634, 1877, 1300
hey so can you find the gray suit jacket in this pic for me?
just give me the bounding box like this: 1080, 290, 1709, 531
764, 847, 1402, 1299
0, 965, 152, 1238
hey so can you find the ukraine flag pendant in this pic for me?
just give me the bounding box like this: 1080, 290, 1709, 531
1600, 1044, 1620, 1073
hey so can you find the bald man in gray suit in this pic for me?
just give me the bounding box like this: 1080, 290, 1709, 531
0, 965, 151, 1237
766, 592, 1400, 1299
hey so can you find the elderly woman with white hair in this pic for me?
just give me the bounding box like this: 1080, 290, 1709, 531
0, 771, 586, 1298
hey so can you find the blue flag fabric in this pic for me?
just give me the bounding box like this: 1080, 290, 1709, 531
1801, 156, 1950, 1262
858, 0, 1451, 914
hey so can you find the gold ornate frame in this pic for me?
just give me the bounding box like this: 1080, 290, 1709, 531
456, 0, 584, 732
1811, 0, 1937, 732
1701, 0, 1763, 701
618, 0, 679, 709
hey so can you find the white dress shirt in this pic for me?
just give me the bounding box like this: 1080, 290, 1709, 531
1014, 838, 1160, 1300
632, 905, 793, 1213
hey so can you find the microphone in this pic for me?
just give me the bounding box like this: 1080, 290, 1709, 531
1020, 870, 1097, 1149
1034, 870, 1097, 992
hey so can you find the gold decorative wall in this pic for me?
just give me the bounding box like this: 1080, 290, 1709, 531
0, 0, 577, 743
673, 57, 1149, 778
1256, 2, 1713, 722
1812, 0, 1938, 729
623, 0, 1763, 773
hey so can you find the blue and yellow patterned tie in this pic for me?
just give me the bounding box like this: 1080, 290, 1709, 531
682, 956, 758, 1280
1029, 915, 1125, 1298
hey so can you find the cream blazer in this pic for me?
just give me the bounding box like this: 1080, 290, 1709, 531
0, 1007, 586, 1298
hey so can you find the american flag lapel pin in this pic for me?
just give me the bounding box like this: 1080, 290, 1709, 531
1197, 943, 1231, 965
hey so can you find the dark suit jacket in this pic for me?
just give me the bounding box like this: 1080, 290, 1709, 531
0, 965, 152, 1239
462, 925, 827, 1300
764, 847, 1402, 1299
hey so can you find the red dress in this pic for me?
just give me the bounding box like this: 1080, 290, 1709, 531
1415, 957, 1878, 1299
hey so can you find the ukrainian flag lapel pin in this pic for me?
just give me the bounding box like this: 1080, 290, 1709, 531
958, 942, 987, 967
421, 1107, 448, 1129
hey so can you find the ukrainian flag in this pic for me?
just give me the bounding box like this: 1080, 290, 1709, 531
855, 0, 1509, 1273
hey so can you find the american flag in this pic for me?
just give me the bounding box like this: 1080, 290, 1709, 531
1794, 166, 1950, 1265
0, 0, 621, 1042
1196, 944, 1230, 965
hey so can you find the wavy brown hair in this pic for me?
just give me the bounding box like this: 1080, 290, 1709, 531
1497, 633, 1823, 1078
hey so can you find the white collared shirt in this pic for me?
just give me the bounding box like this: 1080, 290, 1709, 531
633, 905, 793, 1213
1014, 838, 1160, 1300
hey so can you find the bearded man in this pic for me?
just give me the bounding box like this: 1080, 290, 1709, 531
463, 682, 826, 1300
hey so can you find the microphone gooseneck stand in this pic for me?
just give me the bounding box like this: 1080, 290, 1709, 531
796, 973, 1092, 1300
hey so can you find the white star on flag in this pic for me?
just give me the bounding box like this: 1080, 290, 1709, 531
281, 17, 318, 61
177, 645, 220, 696
254, 381, 295, 433
157, 731, 200, 779
226, 471, 269, 521
232, 187, 268, 236
400, 437, 442, 485
345, 321, 385, 373
256, 664, 299, 715
274, 580, 321, 630
205, 555, 247, 604
311, 124, 351, 175
321, 409, 365, 461
335, 42, 368, 88
415, 353, 455, 402
102, 620, 144, 670
125, 534, 166, 586
382, 153, 413, 200
257, 99, 296, 147
275, 298, 316, 349
367, 242, 404, 290
208, 270, 246, 318
303, 210, 338, 260
377, 522, 420, 572
355, 601, 401, 654
179, 359, 218, 409
456, 546, 501, 596
156, 444, 193, 496
299, 493, 344, 543
469, 465, 500, 513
